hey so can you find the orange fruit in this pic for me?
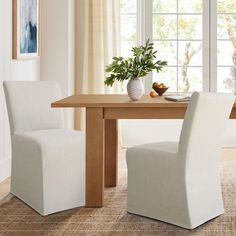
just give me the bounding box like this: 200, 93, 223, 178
150, 91, 157, 98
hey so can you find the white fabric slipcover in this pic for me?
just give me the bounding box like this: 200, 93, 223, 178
3, 81, 85, 215
126, 92, 235, 229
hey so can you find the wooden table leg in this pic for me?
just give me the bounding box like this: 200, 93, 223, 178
105, 119, 118, 187
86, 108, 104, 207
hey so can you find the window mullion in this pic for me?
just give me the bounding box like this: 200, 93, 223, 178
202, 0, 211, 92
177, 0, 179, 94
209, 0, 217, 92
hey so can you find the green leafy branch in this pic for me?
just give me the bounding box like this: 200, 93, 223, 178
104, 39, 168, 87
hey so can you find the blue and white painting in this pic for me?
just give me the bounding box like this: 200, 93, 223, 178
19, 0, 38, 55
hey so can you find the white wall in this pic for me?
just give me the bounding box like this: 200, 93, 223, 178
40, 0, 75, 129
122, 118, 236, 148
122, 120, 183, 147
0, 0, 40, 182
223, 121, 236, 147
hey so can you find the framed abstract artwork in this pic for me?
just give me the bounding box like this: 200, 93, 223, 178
13, 0, 40, 59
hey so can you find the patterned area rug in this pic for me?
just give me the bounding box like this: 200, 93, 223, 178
0, 150, 235, 236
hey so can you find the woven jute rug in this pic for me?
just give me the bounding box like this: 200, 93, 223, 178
0, 149, 235, 236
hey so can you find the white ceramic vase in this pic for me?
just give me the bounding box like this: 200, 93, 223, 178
127, 77, 144, 101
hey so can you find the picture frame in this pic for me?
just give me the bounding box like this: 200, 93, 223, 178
12, 0, 40, 59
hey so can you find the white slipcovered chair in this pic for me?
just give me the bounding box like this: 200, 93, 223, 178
3, 81, 85, 216
126, 92, 235, 229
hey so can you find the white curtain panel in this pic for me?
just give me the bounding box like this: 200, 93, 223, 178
75, 0, 121, 130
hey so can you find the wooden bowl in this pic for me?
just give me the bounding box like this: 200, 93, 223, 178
153, 87, 169, 96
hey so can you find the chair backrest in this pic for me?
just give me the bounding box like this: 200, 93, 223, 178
3, 81, 63, 134
178, 92, 235, 173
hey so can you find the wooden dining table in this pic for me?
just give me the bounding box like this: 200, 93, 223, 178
52, 94, 236, 208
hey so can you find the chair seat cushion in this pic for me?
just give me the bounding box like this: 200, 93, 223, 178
128, 141, 179, 154
13, 129, 85, 163
127, 141, 178, 159
126, 142, 179, 169
15, 128, 84, 146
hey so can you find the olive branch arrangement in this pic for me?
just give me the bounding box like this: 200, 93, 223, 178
104, 39, 167, 87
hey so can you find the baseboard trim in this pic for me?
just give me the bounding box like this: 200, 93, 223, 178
0, 157, 11, 183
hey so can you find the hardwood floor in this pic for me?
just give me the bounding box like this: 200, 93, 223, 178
0, 148, 235, 235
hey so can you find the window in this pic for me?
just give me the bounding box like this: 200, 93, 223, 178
152, 0, 203, 93
120, 0, 236, 94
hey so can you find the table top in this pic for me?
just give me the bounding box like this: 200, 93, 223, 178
51, 94, 191, 108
